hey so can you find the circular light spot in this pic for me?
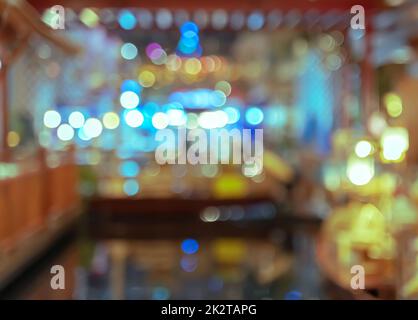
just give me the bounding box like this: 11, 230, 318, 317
125, 109, 144, 128
138, 70, 156, 87
138, 9, 153, 29
152, 112, 169, 129
167, 109, 186, 126
7, 131, 20, 147
121, 79, 142, 94
211, 9, 228, 30
118, 9, 137, 30
120, 91, 140, 109
180, 256, 198, 272
166, 54, 182, 71
119, 160, 140, 177
224, 107, 240, 124
210, 90, 227, 107
200, 207, 220, 222
215, 81, 232, 96
150, 48, 167, 65
355, 140, 373, 158
247, 11, 264, 30
83, 118, 103, 138
181, 239, 199, 255
79, 8, 99, 28
146, 42, 162, 59
384, 92, 403, 118
102, 112, 120, 129
347, 158, 374, 186
123, 179, 140, 196
230, 11, 245, 30
184, 58, 202, 75
245, 107, 264, 125
44, 110, 61, 128
120, 42, 138, 60
37, 44, 51, 59
57, 124, 74, 141
68, 111, 85, 129
156, 9, 173, 29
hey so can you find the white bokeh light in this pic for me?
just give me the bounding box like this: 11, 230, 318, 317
57, 124, 74, 141
125, 110, 144, 128
83, 118, 103, 138
152, 112, 169, 129
68, 111, 85, 129
120, 91, 140, 109
44, 110, 61, 128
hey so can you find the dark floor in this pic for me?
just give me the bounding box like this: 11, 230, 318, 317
0, 220, 342, 300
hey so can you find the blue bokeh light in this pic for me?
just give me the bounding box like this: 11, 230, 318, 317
284, 290, 302, 300
181, 238, 199, 255
121, 80, 142, 95
118, 10, 137, 30
180, 256, 198, 272
177, 21, 201, 56
245, 107, 264, 125
119, 160, 140, 177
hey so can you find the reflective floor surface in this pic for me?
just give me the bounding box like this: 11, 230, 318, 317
1, 226, 339, 300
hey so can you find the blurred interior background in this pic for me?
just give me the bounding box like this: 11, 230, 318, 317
1, 0, 418, 300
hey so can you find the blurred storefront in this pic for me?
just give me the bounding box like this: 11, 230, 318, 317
1, 0, 418, 300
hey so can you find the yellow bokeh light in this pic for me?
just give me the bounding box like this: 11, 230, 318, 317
184, 58, 202, 75
102, 112, 120, 130
165, 54, 182, 71
213, 173, 249, 199
384, 92, 403, 118
138, 70, 156, 87
79, 8, 99, 28
201, 56, 216, 72
7, 131, 20, 148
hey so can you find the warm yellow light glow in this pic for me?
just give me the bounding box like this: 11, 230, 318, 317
380, 127, 409, 162
102, 112, 120, 129
184, 58, 202, 75
79, 8, 99, 28
346, 156, 374, 186
7, 131, 20, 148
352, 203, 385, 244
213, 174, 249, 199
355, 140, 373, 158
138, 70, 156, 87
384, 92, 403, 118
165, 54, 182, 71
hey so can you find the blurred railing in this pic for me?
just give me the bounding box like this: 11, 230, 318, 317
0, 147, 79, 251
